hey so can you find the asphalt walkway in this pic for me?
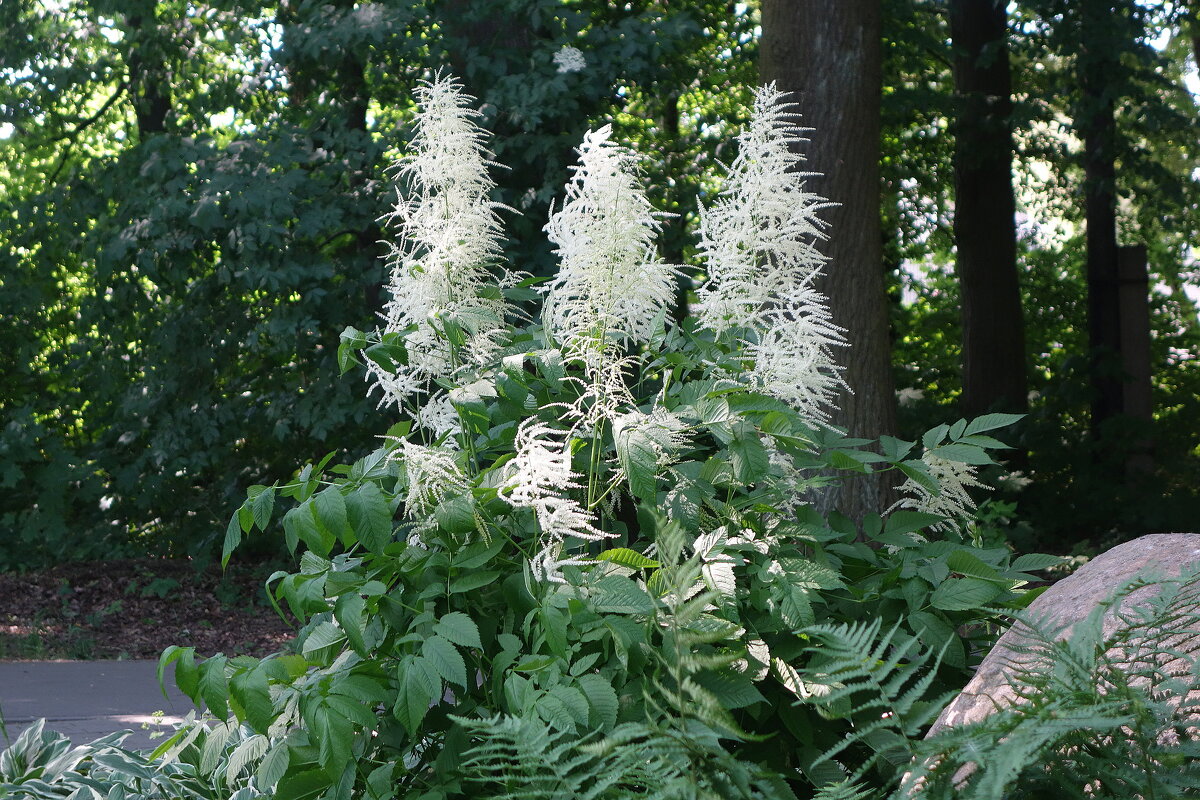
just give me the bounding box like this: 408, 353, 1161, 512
0, 660, 196, 751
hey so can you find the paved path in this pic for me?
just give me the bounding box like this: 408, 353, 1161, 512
0, 661, 198, 751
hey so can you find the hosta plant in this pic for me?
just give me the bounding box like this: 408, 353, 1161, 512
153, 74, 1049, 800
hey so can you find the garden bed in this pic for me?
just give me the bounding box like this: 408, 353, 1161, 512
0, 558, 294, 660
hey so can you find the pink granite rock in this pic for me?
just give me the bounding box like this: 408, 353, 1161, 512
927, 532, 1200, 737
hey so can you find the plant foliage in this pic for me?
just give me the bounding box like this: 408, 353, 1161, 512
137, 76, 1047, 800
900, 563, 1200, 798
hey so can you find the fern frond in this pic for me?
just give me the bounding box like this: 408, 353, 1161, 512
904, 563, 1200, 798
797, 620, 948, 786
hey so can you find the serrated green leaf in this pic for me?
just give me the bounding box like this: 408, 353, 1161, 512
1011, 552, 1066, 572
929, 577, 1003, 611
394, 656, 440, 735
897, 460, 940, 495
879, 435, 916, 461
274, 768, 331, 800
728, 423, 769, 483
422, 635, 467, 687
226, 734, 270, 789
159, 645, 198, 701
777, 558, 845, 589
537, 692, 577, 732
956, 434, 1011, 449
617, 427, 660, 502
588, 575, 656, 614
301, 621, 346, 658
312, 487, 351, 547
546, 685, 590, 726
434, 494, 476, 535
254, 741, 289, 791
230, 665, 273, 734
693, 669, 767, 710
596, 547, 660, 569
284, 502, 329, 556
222, 515, 242, 568
884, 510, 945, 536
432, 611, 481, 650
334, 593, 367, 655
930, 443, 994, 465
963, 413, 1024, 436
344, 482, 393, 554
945, 549, 1002, 581
449, 570, 500, 593
921, 424, 950, 449
252, 486, 275, 531
198, 655, 229, 720
778, 584, 815, 628
576, 673, 619, 729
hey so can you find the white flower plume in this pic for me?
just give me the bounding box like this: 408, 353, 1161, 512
695, 83, 846, 421
500, 420, 611, 583
542, 125, 679, 364
553, 45, 587, 74
891, 452, 990, 533
370, 72, 516, 410
396, 440, 469, 518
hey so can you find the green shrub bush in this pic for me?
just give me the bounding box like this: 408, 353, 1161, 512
152, 74, 1042, 800
2, 75, 1061, 800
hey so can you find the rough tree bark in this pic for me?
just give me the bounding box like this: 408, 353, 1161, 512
950, 0, 1028, 418
760, 0, 898, 521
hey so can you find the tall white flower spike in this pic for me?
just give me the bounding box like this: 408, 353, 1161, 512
370, 72, 515, 412
696, 83, 846, 422
542, 125, 679, 367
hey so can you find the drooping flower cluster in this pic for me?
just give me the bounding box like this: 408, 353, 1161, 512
892, 452, 990, 533
371, 72, 515, 418
500, 420, 610, 583
542, 125, 679, 369
695, 83, 845, 422
398, 440, 470, 519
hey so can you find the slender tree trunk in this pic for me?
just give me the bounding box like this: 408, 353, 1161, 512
950, 0, 1027, 419
760, 0, 897, 521
1078, 0, 1124, 434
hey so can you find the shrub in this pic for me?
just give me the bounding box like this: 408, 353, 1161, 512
142, 75, 1039, 799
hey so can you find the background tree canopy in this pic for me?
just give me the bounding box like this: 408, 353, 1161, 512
1, 0, 1197, 570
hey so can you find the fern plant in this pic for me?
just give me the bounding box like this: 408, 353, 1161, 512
898, 563, 1200, 798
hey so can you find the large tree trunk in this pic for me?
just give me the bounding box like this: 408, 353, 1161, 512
760, 0, 897, 521
1078, 0, 1124, 434
950, 0, 1027, 419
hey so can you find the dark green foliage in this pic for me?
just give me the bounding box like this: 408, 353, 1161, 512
0, 0, 748, 567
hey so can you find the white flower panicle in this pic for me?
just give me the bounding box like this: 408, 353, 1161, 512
413, 391, 462, 440
553, 45, 587, 74
370, 72, 515, 410
542, 125, 679, 363
501, 420, 611, 583
503, 420, 581, 505
891, 452, 990, 533
695, 83, 846, 421
396, 440, 469, 518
